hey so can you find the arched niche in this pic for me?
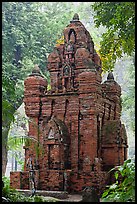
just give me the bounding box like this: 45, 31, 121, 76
43, 116, 71, 170
68, 29, 76, 43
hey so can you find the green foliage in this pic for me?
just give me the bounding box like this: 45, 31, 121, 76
101, 158, 135, 202
2, 2, 74, 76
92, 2, 135, 72
2, 176, 26, 202
121, 56, 135, 134
7, 109, 28, 150
2, 176, 11, 197
2, 176, 59, 202
7, 111, 45, 170
2, 67, 16, 125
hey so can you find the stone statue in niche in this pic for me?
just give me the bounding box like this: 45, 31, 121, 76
65, 40, 74, 60
63, 65, 70, 76
48, 128, 54, 139
69, 31, 75, 44
47, 118, 63, 141
93, 157, 102, 171
58, 72, 63, 91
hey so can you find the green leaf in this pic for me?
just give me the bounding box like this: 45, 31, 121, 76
102, 190, 109, 198
114, 171, 119, 180
109, 183, 118, 190
101, 158, 135, 202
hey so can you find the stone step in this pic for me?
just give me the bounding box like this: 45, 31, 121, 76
17, 189, 83, 202
59, 194, 83, 202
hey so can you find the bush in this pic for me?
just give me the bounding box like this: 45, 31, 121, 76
2, 176, 31, 202
2, 176, 59, 202
101, 157, 135, 202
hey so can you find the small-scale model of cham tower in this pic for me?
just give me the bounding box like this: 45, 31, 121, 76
10, 14, 128, 196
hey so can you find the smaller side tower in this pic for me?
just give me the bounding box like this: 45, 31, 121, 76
23, 65, 47, 170
101, 72, 128, 170
10, 65, 48, 190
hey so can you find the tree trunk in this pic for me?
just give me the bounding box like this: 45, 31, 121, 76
2, 124, 11, 176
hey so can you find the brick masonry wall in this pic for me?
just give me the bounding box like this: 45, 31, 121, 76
10, 171, 29, 189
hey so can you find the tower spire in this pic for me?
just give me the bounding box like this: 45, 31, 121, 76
70, 13, 80, 23
107, 72, 114, 81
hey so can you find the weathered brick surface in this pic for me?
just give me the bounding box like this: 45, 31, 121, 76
10, 171, 29, 189
10, 14, 128, 195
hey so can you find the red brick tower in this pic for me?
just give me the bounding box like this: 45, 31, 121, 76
10, 14, 128, 195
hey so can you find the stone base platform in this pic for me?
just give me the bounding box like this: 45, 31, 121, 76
17, 189, 83, 202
